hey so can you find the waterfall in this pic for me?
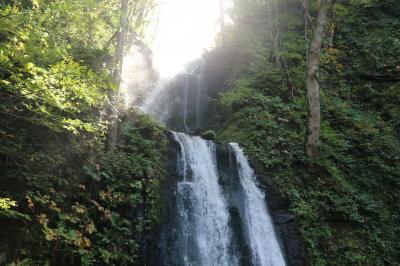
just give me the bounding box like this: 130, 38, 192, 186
173, 132, 239, 266
230, 143, 286, 266
141, 58, 286, 266
169, 132, 286, 266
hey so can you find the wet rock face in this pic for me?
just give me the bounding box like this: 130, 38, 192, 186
216, 144, 252, 265
215, 143, 239, 187
274, 213, 296, 224
162, 73, 207, 133
269, 197, 308, 265
145, 61, 210, 134
274, 216, 307, 266
266, 187, 308, 266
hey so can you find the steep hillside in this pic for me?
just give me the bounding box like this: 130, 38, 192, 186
203, 0, 400, 265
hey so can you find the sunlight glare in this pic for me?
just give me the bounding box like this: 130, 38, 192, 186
151, 0, 222, 77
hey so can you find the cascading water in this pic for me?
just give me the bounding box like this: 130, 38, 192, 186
230, 143, 286, 266
141, 58, 286, 266
164, 131, 287, 266
173, 132, 238, 266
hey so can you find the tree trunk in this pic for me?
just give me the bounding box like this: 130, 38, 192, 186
305, 0, 335, 157
107, 0, 129, 151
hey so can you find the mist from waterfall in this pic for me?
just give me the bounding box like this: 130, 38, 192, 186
142, 59, 206, 133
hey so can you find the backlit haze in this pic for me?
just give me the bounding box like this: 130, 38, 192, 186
151, 0, 224, 77
121, 0, 231, 105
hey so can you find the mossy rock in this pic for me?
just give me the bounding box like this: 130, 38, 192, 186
201, 130, 217, 140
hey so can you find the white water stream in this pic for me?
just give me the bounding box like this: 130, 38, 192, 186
173, 132, 238, 266
230, 143, 286, 266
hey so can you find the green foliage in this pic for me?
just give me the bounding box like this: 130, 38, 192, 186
0, 1, 160, 265
0, 107, 167, 265
201, 130, 217, 140
214, 0, 400, 265
217, 80, 400, 266
0, 198, 16, 210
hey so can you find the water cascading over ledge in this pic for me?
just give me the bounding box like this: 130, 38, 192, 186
158, 132, 286, 266
140, 58, 292, 265
173, 132, 239, 266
